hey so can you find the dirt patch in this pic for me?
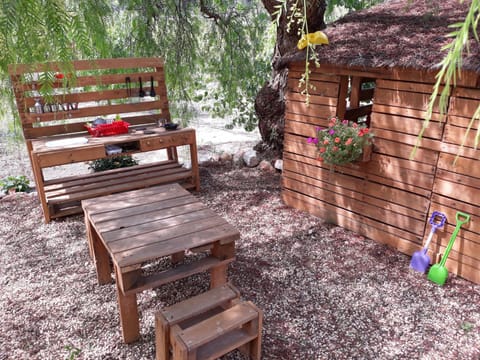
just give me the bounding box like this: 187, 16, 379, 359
1, 161, 480, 359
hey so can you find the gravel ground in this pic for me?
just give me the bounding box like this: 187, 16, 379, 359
1, 137, 480, 359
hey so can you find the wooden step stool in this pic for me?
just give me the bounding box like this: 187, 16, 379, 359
155, 283, 262, 360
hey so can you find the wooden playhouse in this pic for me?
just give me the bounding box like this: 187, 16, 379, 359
282, 0, 480, 283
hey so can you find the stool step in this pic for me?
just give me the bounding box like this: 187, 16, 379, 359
171, 301, 262, 360
160, 283, 240, 325
155, 284, 241, 360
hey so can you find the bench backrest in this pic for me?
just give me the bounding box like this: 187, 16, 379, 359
9, 57, 170, 140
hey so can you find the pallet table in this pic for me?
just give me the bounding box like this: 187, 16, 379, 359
82, 183, 239, 343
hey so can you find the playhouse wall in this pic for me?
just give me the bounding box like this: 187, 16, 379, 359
282, 65, 480, 284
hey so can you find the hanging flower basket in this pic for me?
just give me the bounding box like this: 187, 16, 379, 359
307, 117, 374, 166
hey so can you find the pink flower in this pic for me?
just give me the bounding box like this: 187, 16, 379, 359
332, 146, 338, 152
342, 119, 349, 125
334, 137, 341, 143
352, 123, 358, 129
319, 147, 326, 153
345, 138, 353, 145
323, 139, 329, 145
307, 137, 318, 144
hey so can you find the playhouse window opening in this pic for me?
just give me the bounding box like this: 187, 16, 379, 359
343, 76, 375, 127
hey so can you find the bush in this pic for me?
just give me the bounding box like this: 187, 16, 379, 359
0, 175, 31, 193
88, 155, 139, 172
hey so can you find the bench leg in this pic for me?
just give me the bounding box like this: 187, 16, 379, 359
90, 225, 112, 285
210, 241, 235, 288
115, 266, 140, 343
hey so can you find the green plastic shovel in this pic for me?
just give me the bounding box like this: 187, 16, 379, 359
427, 211, 470, 286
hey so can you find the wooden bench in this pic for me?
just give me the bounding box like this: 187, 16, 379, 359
156, 284, 262, 360
9, 57, 199, 222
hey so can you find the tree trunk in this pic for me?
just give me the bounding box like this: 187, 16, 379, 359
256, 0, 326, 153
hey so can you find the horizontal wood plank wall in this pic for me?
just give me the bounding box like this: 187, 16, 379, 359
284, 70, 438, 260
428, 87, 480, 284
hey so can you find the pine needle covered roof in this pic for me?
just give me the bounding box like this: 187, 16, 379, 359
317, 0, 479, 72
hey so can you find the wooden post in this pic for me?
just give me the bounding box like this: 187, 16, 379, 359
90, 225, 112, 285
30, 152, 50, 222
114, 266, 140, 343
210, 241, 235, 288
190, 132, 200, 191
336, 75, 349, 119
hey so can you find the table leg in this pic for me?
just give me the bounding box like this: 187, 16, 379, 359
84, 214, 94, 259
115, 266, 140, 343
210, 241, 235, 288
171, 251, 185, 264
90, 225, 112, 285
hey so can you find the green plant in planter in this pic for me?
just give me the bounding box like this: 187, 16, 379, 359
88, 155, 139, 172
307, 117, 374, 165
0, 175, 31, 193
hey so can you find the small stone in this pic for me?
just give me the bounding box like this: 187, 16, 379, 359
219, 152, 233, 162
243, 150, 260, 168
233, 149, 245, 166
259, 160, 275, 172
274, 159, 283, 171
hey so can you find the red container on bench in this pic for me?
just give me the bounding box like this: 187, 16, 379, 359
85, 121, 130, 137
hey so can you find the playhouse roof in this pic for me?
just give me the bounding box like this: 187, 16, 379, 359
317, 0, 480, 72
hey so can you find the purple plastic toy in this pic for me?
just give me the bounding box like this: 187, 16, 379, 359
410, 211, 447, 273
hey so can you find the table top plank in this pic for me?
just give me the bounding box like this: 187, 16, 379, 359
85, 183, 240, 269
82, 183, 185, 213
101, 207, 220, 241
108, 215, 230, 254
115, 224, 239, 268
91, 197, 202, 230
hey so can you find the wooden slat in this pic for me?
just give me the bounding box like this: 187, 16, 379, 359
8, 57, 164, 75
97, 202, 208, 233
47, 166, 191, 204
46, 161, 181, 194
443, 123, 480, 148
449, 96, 480, 117
285, 100, 337, 118
288, 68, 341, 83
374, 88, 440, 112
372, 103, 446, 122
282, 172, 426, 236
124, 256, 234, 295
447, 115, 480, 129
285, 112, 331, 128
372, 127, 442, 152
160, 284, 240, 324
431, 193, 480, 219
370, 112, 444, 139
103, 208, 221, 243
283, 168, 427, 217
286, 91, 338, 107
376, 79, 441, 94
451, 86, 480, 99
283, 150, 435, 190
433, 177, 480, 211
178, 302, 257, 350
282, 189, 423, 251
437, 153, 480, 178
196, 329, 257, 360
115, 226, 239, 267
106, 215, 228, 250
287, 78, 340, 98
